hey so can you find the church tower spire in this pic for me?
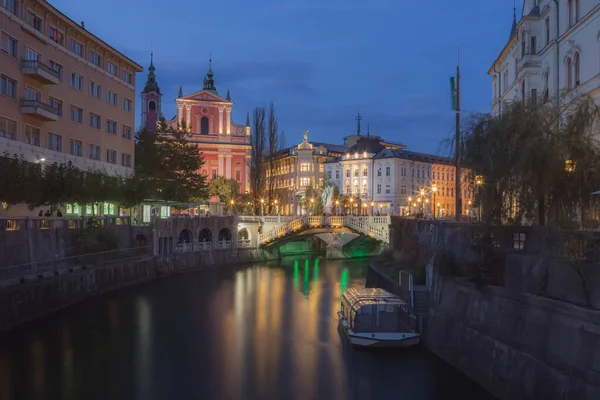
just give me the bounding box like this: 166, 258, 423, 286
203, 54, 217, 94
140, 53, 163, 132
509, 2, 518, 38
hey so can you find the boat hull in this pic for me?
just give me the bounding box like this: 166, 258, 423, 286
337, 312, 420, 348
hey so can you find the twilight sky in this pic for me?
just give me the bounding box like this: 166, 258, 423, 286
51, 0, 517, 154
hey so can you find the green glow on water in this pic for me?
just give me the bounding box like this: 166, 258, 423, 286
293, 260, 299, 289
303, 259, 309, 296
313, 258, 319, 282
340, 268, 349, 295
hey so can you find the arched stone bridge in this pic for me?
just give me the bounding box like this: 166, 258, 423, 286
153, 214, 390, 258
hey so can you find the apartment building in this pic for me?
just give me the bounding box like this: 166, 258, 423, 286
0, 0, 143, 177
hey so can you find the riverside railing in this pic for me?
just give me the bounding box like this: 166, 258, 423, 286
0, 246, 149, 288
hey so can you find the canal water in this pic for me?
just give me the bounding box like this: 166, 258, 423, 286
0, 256, 495, 400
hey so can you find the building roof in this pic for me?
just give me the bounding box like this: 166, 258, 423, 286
311, 141, 349, 153
142, 54, 160, 94
373, 148, 455, 165
347, 136, 386, 154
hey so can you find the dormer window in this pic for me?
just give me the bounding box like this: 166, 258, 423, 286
363, 151, 367, 158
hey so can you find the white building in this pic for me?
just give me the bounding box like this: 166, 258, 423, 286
324, 136, 473, 217
488, 0, 600, 115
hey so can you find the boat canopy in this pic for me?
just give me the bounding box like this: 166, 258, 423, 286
341, 288, 410, 333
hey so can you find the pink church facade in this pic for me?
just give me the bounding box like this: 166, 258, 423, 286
140, 57, 252, 194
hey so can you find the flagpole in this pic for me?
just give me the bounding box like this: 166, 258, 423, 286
455, 46, 462, 221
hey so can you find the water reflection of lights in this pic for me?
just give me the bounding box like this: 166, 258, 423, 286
340, 268, 349, 296
303, 259, 309, 297
313, 258, 320, 282
135, 296, 153, 400
61, 325, 74, 399
293, 260, 299, 289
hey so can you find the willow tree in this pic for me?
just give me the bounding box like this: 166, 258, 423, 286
460, 96, 600, 227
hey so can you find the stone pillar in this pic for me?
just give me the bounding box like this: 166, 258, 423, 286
218, 153, 224, 177
245, 154, 251, 193
226, 154, 232, 179
218, 106, 224, 134
177, 103, 184, 126
226, 108, 231, 134
185, 104, 191, 131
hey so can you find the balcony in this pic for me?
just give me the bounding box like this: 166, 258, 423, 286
518, 53, 541, 70
21, 99, 60, 121
21, 60, 60, 84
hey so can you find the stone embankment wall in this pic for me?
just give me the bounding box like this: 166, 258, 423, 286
367, 217, 600, 400
0, 248, 273, 332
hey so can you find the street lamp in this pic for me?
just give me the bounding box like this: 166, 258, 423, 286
362, 202, 367, 216
371, 201, 374, 216
310, 197, 314, 215
475, 175, 483, 221
274, 199, 278, 215
408, 196, 412, 215
335, 200, 339, 216
260, 198, 265, 216
230, 199, 235, 216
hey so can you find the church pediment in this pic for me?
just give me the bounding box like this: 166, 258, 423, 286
180, 90, 230, 103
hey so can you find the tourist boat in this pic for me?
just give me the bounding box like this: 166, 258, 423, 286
337, 287, 420, 348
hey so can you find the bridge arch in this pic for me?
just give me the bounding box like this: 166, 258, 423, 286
178, 229, 192, 244
199, 228, 213, 243
218, 228, 232, 241
238, 227, 250, 241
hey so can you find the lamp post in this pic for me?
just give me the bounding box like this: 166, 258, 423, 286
475, 175, 483, 222
349, 197, 354, 216
260, 198, 265, 217
335, 200, 339, 216
274, 199, 278, 215
370, 201, 374, 216
310, 197, 314, 215
362, 202, 367, 216
408, 196, 412, 215
230, 199, 234, 216
432, 184, 437, 219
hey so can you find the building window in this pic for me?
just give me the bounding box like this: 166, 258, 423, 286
362, 184, 367, 195
1, 0, 17, 15
335, 170, 339, 179
48, 60, 63, 80
122, 97, 132, 112
211, 169, 217, 179
530, 37, 537, 55
89, 51, 101, 67
106, 149, 117, 164
122, 125, 132, 140
328, 170, 332, 179
49, 25, 64, 46
70, 72, 83, 90
69, 139, 82, 156
47, 132, 62, 152
0, 116, 16, 139
543, 72, 549, 102
400, 185, 406, 194
122, 71, 132, 85
521, 80, 526, 104
25, 47, 39, 61
300, 177, 311, 187
545, 18, 550, 45
354, 168, 359, 177
377, 167, 381, 176
24, 86, 39, 101
89, 113, 101, 129
121, 153, 132, 167
236, 170, 241, 181
363, 168, 368, 177
346, 169, 350, 178
70, 39, 84, 57
90, 81, 101, 98
385, 185, 391, 194
107, 61, 118, 76
345, 185, 350, 194
300, 163, 310, 172
1, 32, 17, 57
531, 88, 537, 105
573, 52, 580, 86
377, 184, 382, 194
0, 74, 16, 98
566, 57, 572, 89
69, 105, 83, 123
88, 144, 100, 160
385, 166, 390, 176
106, 119, 117, 135
24, 125, 40, 146
107, 90, 117, 106
27, 11, 43, 33
521, 31, 526, 57
201, 116, 209, 134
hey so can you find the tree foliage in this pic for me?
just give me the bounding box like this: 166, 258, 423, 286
249, 107, 266, 213
0, 152, 144, 210
209, 176, 240, 202
460, 97, 600, 226
135, 119, 209, 202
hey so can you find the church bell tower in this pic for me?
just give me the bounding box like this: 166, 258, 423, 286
140, 53, 162, 132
